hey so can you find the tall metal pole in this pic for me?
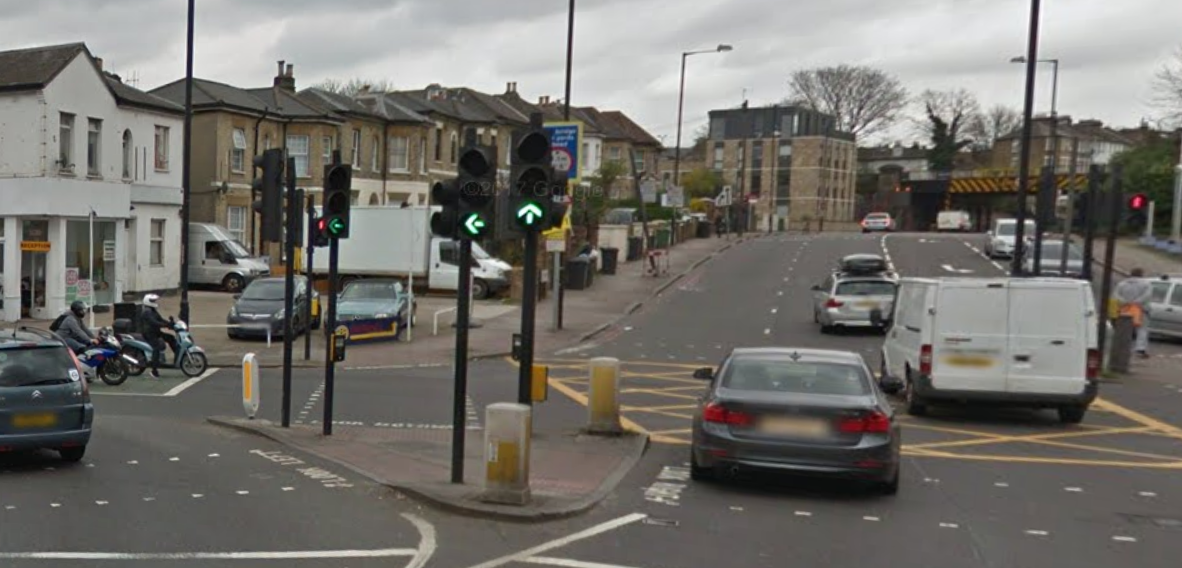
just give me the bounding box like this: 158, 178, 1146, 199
322, 237, 339, 436
553, 0, 575, 332
451, 239, 473, 483
518, 231, 538, 405
1059, 138, 1080, 274
1097, 164, 1123, 357
1011, 0, 1042, 276
178, 0, 196, 324
1081, 165, 1101, 282
1036, 59, 1060, 266
1172, 161, 1182, 243
304, 196, 314, 361
672, 52, 688, 229
281, 158, 297, 428
88, 208, 95, 330
1032, 165, 1052, 275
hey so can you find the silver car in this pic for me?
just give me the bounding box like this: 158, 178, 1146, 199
689, 347, 901, 494
812, 273, 898, 333
1021, 239, 1085, 277
1147, 274, 1182, 339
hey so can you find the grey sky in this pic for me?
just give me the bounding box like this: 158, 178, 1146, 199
2, 0, 1178, 145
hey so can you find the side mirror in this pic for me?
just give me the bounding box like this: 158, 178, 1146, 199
692, 367, 714, 380
879, 374, 904, 395
233, 294, 242, 300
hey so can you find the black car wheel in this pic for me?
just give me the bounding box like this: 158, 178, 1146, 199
904, 371, 928, 416
876, 465, 900, 495
1058, 405, 1087, 424
59, 446, 87, 463
690, 450, 713, 482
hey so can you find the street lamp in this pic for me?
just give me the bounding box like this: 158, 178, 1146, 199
1009, 0, 1044, 277
672, 44, 731, 241
179, 0, 196, 324
1010, 52, 1059, 275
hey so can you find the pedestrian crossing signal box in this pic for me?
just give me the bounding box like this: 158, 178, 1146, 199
330, 325, 349, 363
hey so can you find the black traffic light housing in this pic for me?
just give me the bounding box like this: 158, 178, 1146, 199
508, 116, 555, 233
456, 135, 497, 239
252, 148, 284, 243
430, 179, 461, 239
1126, 192, 1149, 229
310, 211, 329, 248
289, 188, 304, 245
323, 164, 352, 239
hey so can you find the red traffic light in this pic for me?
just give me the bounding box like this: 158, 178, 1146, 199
317, 218, 327, 231
1128, 193, 1148, 210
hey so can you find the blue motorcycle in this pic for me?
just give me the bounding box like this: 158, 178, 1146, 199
113, 318, 209, 378
78, 328, 136, 386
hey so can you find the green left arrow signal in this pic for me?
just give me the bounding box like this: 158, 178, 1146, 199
462, 213, 487, 236
327, 217, 346, 235
516, 202, 543, 226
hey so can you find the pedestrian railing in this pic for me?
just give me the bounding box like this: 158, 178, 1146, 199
433, 308, 456, 336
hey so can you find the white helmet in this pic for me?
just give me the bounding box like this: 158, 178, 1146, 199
143, 293, 160, 308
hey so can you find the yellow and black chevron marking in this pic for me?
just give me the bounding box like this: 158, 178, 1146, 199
948, 174, 1088, 194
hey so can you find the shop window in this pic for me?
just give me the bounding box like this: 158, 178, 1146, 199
150, 219, 165, 266
66, 220, 117, 307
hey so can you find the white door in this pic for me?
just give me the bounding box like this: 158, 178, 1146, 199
1147, 281, 1177, 336
930, 280, 1010, 392
1006, 282, 1089, 395
883, 280, 929, 379
430, 240, 460, 291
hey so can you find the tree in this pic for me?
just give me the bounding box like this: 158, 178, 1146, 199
917, 89, 978, 171
786, 65, 909, 138
967, 105, 1022, 150
1152, 47, 1182, 127
1111, 140, 1178, 229
679, 167, 724, 199
313, 78, 396, 97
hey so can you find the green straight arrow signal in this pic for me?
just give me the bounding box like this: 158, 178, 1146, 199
327, 217, 346, 235
462, 213, 487, 236
516, 202, 543, 226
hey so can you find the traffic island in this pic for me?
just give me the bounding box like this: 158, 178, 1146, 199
206, 416, 648, 521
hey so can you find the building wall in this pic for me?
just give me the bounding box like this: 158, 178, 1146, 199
127, 201, 182, 293
786, 137, 857, 223
0, 91, 46, 175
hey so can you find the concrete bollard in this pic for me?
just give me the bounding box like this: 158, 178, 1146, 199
1108, 315, 1134, 373
587, 357, 623, 434
480, 403, 532, 505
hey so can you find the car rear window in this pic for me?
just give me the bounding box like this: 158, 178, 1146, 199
835, 280, 896, 296
865, 214, 889, 220
0, 346, 78, 388
721, 358, 871, 396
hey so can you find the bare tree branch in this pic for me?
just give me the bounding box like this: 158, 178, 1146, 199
787, 64, 909, 138
1151, 47, 1182, 127
312, 77, 397, 97
914, 88, 981, 142
966, 104, 1022, 150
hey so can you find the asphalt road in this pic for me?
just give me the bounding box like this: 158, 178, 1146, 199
517, 231, 1182, 568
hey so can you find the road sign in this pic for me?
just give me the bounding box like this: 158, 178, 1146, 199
544, 122, 582, 183
667, 186, 685, 208
242, 353, 259, 419
517, 202, 543, 226
462, 212, 488, 237
20, 241, 50, 253
640, 180, 658, 204
716, 186, 733, 207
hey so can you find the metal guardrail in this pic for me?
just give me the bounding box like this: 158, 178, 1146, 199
190, 323, 274, 348
433, 308, 456, 336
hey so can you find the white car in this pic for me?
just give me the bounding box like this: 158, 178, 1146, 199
861, 212, 895, 233
936, 210, 972, 232
984, 218, 1036, 259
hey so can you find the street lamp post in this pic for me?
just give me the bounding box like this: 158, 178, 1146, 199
179, 0, 195, 324
1011, 55, 1058, 275
672, 44, 732, 227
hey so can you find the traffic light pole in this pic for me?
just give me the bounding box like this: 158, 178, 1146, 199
1081, 165, 1101, 282
281, 158, 297, 428
518, 230, 539, 405
304, 195, 315, 361
451, 238, 474, 483
1032, 166, 1053, 275
1097, 164, 1123, 357
323, 237, 340, 437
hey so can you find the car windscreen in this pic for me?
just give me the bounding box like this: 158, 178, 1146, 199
341, 281, 403, 300
0, 346, 78, 387
721, 358, 871, 396
224, 240, 251, 258
241, 280, 285, 300
996, 221, 1034, 236
835, 280, 897, 296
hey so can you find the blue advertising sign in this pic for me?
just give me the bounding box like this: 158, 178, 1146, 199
544, 122, 583, 183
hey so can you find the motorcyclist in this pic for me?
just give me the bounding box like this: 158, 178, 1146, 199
138, 294, 178, 378
55, 301, 99, 353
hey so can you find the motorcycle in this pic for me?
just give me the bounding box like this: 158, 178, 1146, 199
115, 318, 209, 378
77, 328, 136, 386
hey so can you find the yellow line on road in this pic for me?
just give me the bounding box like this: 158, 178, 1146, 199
1094, 398, 1182, 437
905, 426, 1153, 451
901, 448, 1182, 469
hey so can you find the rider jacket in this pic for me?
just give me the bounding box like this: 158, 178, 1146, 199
138, 306, 171, 341
57, 314, 95, 352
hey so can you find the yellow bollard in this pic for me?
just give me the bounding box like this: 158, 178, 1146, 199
480, 402, 532, 505
587, 357, 623, 434
242, 353, 259, 420
531, 364, 549, 403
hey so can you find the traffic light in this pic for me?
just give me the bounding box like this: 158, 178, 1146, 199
430, 178, 460, 239
508, 122, 554, 233
289, 188, 304, 245
322, 164, 352, 239
1126, 192, 1149, 229
456, 142, 496, 239
309, 210, 328, 248
252, 149, 284, 243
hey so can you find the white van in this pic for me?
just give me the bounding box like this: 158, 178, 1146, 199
877, 277, 1101, 423
936, 210, 972, 232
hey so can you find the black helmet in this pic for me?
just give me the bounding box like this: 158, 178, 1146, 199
70, 301, 87, 317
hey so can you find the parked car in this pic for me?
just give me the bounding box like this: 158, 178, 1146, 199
936, 210, 972, 232
226, 276, 321, 339
0, 327, 93, 462
336, 278, 417, 330
984, 218, 1036, 259
860, 212, 895, 233
689, 347, 901, 494
1147, 274, 1182, 339
1021, 239, 1085, 277
878, 276, 1100, 423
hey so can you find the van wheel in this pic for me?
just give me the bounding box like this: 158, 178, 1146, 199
1058, 405, 1087, 424
904, 372, 927, 416
223, 274, 246, 293
472, 279, 490, 300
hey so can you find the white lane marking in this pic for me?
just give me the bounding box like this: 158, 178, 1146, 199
1112, 536, 1138, 543
777, 291, 784, 296
770, 308, 778, 314
0, 549, 419, 560
4, 506, 14, 510
1065, 487, 1083, 493
990, 261, 1005, 272
142, 497, 155, 502
236, 490, 250, 495
402, 512, 438, 568
191, 494, 203, 499
1138, 491, 1157, 497
863, 516, 881, 522
127, 460, 138, 465
1025, 530, 1049, 536
95, 501, 108, 506
50, 503, 61, 508
169, 457, 180, 462
763, 328, 771, 335
344, 363, 447, 371
464, 513, 648, 568
940, 264, 973, 274
522, 557, 644, 568
162, 368, 220, 396
939, 523, 959, 529
794, 511, 812, 517
282, 487, 295, 491
207, 453, 220, 458
994, 482, 1009, 487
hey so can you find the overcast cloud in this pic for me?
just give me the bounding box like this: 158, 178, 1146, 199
2, 0, 1179, 145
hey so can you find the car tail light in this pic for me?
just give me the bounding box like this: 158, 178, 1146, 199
702, 402, 752, 426
919, 344, 932, 376
838, 411, 892, 434
1086, 348, 1100, 380
825, 298, 843, 308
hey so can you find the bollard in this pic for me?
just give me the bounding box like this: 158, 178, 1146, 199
587, 357, 623, 434
242, 353, 259, 419
531, 364, 549, 403
1108, 315, 1134, 373
481, 403, 532, 505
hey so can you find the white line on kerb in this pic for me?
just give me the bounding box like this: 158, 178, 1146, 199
523, 557, 646, 568
403, 512, 438, 568
0, 549, 418, 560
464, 513, 647, 568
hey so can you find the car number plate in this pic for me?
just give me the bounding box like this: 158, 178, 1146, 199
944, 354, 995, 367
13, 413, 57, 428
760, 416, 828, 437
855, 301, 879, 309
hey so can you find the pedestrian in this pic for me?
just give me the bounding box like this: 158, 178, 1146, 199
1113, 268, 1152, 358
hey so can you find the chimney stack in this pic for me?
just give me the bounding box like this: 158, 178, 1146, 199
286, 63, 294, 77
274, 61, 296, 92
94, 57, 103, 71
277, 60, 285, 75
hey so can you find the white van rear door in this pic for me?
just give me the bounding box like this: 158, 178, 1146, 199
931, 280, 1009, 392
1006, 281, 1089, 395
